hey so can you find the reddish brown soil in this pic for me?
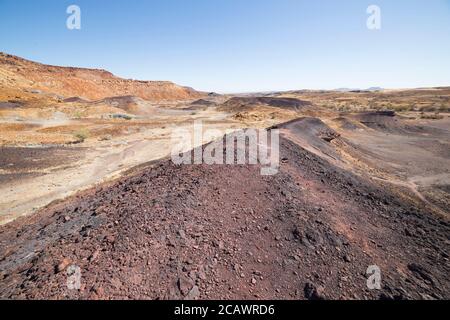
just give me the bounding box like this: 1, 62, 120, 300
0, 126, 448, 300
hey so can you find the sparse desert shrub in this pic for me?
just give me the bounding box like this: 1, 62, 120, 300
420, 112, 444, 120
111, 114, 132, 120
73, 129, 90, 143
99, 135, 112, 141
422, 106, 438, 112
438, 104, 449, 112
73, 111, 83, 119
338, 105, 350, 112
395, 105, 412, 112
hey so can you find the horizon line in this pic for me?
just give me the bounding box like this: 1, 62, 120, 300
2, 51, 449, 95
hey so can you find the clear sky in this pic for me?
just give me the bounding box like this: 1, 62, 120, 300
1, 0, 449, 93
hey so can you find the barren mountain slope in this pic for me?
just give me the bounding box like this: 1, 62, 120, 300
0, 120, 448, 300
0, 52, 203, 101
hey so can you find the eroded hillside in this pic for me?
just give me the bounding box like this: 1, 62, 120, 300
0, 52, 203, 101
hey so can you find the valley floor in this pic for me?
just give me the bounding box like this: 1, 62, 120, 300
0, 92, 449, 300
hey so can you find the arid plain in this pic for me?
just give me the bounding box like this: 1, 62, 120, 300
0, 52, 449, 299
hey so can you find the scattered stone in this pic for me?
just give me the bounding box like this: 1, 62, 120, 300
185, 285, 200, 300
178, 276, 194, 296
186, 259, 194, 265
94, 206, 107, 216
89, 250, 100, 262
198, 270, 207, 280
407, 263, 435, 284
105, 235, 115, 244
304, 283, 325, 300
92, 285, 105, 297
55, 258, 71, 274
1, 119, 449, 300
178, 229, 187, 240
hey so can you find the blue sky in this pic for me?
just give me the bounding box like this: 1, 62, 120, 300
1, 0, 449, 92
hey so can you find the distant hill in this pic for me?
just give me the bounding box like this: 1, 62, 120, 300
335, 87, 384, 92
0, 52, 204, 102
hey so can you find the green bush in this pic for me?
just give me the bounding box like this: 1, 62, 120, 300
73, 129, 90, 143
